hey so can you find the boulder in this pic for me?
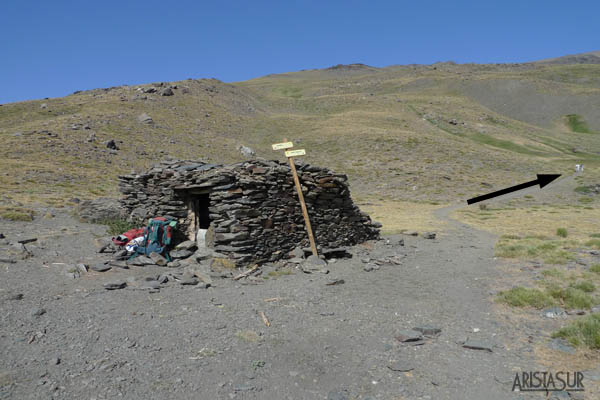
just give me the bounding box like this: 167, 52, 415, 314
149, 252, 168, 266
75, 198, 127, 223
238, 145, 255, 157
137, 113, 153, 124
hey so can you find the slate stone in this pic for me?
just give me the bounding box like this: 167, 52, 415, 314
363, 263, 379, 272
143, 280, 161, 289
104, 281, 127, 290
108, 260, 128, 269
290, 247, 304, 259
233, 384, 255, 392
76, 264, 88, 273
90, 263, 111, 272
175, 240, 197, 251
462, 339, 493, 352
548, 338, 576, 354
543, 307, 565, 318
395, 330, 424, 343
75, 198, 127, 223
413, 326, 442, 336
306, 255, 327, 266
180, 277, 199, 286
327, 391, 349, 400
149, 252, 167, 266
388, 361, 415, 372
137, 113, 153, 124
31, 308, 46, 317
127, 256, 155, 266
169, 250, 193, 259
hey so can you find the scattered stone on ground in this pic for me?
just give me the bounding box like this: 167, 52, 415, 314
31, 308, 46, 317
543, 307, 565, 318
462, 339, 493, 352
137, 113, 153, 124
90, 263, 111, 272
395, 330, 424, 343
105, 139, 119, 150
388, 361, 415, 372
422, 232, 436, 239
149, 252, 168, 266
103, 281, 127, 290
238, 145, 255, 157
547, 338, 576, 354
128, 255, 155, 266
75, 198, 126, 222
413, 326, 442, 337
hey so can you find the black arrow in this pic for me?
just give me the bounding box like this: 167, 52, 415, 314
467, 174, 561, 205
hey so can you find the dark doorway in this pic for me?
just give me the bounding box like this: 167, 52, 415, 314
195, 193, 211, 229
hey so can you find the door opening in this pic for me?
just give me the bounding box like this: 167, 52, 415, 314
195, 193, 211, 229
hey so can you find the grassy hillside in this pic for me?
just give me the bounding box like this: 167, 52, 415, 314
1, 61, 599, 209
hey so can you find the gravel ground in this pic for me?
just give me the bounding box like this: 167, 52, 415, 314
0, 206, 564, 400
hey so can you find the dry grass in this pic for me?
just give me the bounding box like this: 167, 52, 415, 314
358, 200, 446, 235
2, 63, 599, 208
454, 205, 600, 242
0, 206, 35, 221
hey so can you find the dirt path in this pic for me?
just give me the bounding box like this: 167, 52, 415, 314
0, 202, 548, 399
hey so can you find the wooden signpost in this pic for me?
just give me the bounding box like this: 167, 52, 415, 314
272, 140, 319, 257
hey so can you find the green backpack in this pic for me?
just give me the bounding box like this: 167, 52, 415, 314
132, 217, 177, 260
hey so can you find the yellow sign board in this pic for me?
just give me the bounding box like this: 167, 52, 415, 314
272, 142, 294, 150
285, 149, 306, 157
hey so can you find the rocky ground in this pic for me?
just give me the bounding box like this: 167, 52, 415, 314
1, 205, 598, 400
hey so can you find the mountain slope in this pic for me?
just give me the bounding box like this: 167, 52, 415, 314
1, 59, 599, 208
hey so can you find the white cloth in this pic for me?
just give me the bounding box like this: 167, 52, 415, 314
125, 236, 145, 252
197, 229, 207, 248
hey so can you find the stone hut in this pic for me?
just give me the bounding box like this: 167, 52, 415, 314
118, 159, 379, 265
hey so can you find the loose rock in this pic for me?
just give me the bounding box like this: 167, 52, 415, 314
90, 263, 111, 272
388, 361, 415, 372
462, 339, 493, 352
413, 326, 441, 337
137, 113, 153, 124
104, 281, 127, 290
395, 330, 424, 343
149, 252, 168, 266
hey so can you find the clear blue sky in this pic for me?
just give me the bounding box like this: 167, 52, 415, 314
2, 0, 598, 104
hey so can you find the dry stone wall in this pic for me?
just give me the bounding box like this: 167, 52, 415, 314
118, 159, 379, 265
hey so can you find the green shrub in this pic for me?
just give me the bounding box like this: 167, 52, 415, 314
565, 114, 594, 134
574, 186, 591, 194
549, 287, 596, 309
497, 287, 555, 309
569, 281, 596, 293
542, 268, 565, 278
586, 239, 600, 249
552, 313, 600, 348
556, 228, 568, 238
100, 218, 139, 236
590, 264, 600, 274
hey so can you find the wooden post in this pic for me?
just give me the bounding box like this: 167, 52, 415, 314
272, 140, 319, 257
287, 154, 319, 257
